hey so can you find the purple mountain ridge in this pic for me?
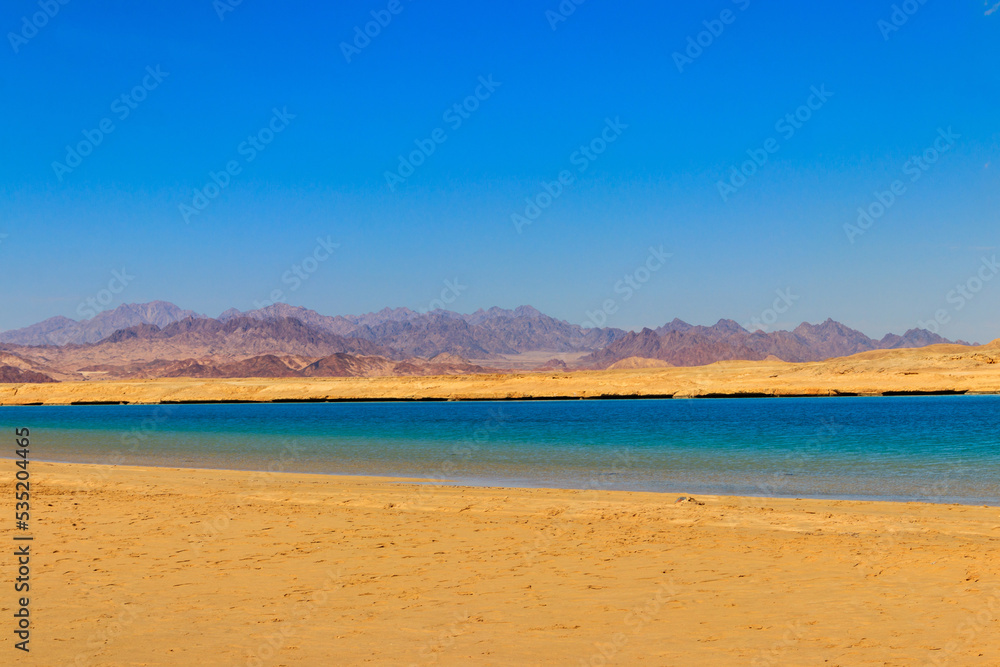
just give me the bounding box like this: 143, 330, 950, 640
0, 302, 973, 368
0, 301, 205, 346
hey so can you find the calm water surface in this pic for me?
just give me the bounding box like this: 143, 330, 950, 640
2, 396, 998, 504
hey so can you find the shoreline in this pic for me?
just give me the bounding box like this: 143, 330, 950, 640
5, 461, 998, 664
1, 387, 988, 407
24, 459, 993, 507
11, 457, 999, 508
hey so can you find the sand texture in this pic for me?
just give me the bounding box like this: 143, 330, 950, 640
1, 462, 998, 665
2, 340, 1000, 405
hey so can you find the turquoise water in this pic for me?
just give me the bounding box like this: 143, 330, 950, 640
2, 396, 998, 504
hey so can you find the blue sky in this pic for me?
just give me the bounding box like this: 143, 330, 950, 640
1, 0, 998, 341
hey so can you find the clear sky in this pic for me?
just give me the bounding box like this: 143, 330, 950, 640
1, 1, 998, 342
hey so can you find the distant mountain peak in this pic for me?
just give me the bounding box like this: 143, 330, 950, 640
711, 319, 747, 334
655, 318, 693, 335
513, 305, 543, 318
0, 303, 976, 377
584, 316, 967, 368
372, 306, 419, 319
0, 301, 204, 346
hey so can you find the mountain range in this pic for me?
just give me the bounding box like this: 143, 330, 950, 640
582, 318, 963, 367
0, 301, 972, 382
0, 301, 204, 346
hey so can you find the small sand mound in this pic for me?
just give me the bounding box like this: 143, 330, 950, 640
606, 357, 673, 370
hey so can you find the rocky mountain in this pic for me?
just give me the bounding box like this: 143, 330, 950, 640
0, 302, 974, 382
158, 354, 307, 379
654, 318, 695, 335
0, 315, 78, 346
790, 319, 882, 357
0, 351, 66, 382
350, 314, 516, 359
455, 305, 625, 352
221, 303, 627, 358
0, 301, 204, 346
129, 352, 489, 380
300, 352, 489, 378
0, 365, 56, 383
219, 303, 359, 336
92, 316, 387, 360
879, 328, 958, 349
0, 317, 391, 381
583, 318, 962, 368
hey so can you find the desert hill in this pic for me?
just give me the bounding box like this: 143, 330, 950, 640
3, 339, 1000, 404
606, 357, 673, 370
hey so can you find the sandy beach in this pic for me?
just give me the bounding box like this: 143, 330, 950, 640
2, 461, 997, 665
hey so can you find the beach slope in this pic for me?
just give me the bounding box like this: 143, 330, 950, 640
2, 462, 997, 665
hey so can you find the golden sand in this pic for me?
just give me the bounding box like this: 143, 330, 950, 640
3, 341, 1000, 406
2, 462, 997, 665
